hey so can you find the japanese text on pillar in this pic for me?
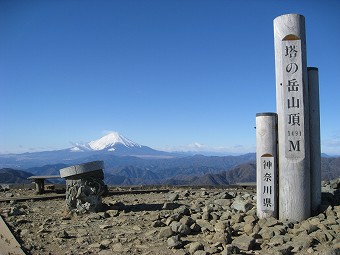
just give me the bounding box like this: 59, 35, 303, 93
260, 157, 275, 211
282, 39, 305, 159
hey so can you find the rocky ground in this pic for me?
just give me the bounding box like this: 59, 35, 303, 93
0, 180, 340, 255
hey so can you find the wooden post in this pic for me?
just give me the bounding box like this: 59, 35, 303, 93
256, 113, 278, 219
274, 14, 311, 221
308, 67, 321, 213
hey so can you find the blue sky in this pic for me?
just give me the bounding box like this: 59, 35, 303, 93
0, 0, 339, 155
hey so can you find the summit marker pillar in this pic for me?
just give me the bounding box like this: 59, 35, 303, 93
308, 67, 321, 213
274, 14, 311, 221
256, 113, 278, 219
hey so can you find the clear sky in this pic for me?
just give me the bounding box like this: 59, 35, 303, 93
1, 0, 339, 155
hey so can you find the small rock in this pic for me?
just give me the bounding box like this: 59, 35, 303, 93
169, 193, 179, 201
180, 216, 195, 226
243, 223, 254, 235
264, 217, 279, 227
177, 206, 191, 217
231, 199, 253, 212
214, 199, 232, 207
89, 242, 102, 249
20, 229, 29, 236
97, 212, 110, 218
202, 212, 211, 221
162, 202, 178, 210
214, 221, 226, 232
200, 191, 209, 197
178, 224, 191, 236
268, 235, 285, 246
167, 235, 183, 249
5, 193, 14, 197
232, 234, 256, 251
189, 242, 204, 254
170, 221, 182, 232
110, 243, 125, 252
219, 192, 235, 199
152, 220, 165, 227
158, 226, 174, 239
106, 209, 119, 217
222, 244, 240, 255
212, 232, 232, 245
76, 237, 89, 245
190, 223, 202, 233
100, 239, 112, 248
196, 219, 214, 232
231, 214, 243, 224
244, 215, 257, 224
259, 227, 275, 240
300, 221, 319, 234
290, 234, 315, 252
133, 225, 142, 231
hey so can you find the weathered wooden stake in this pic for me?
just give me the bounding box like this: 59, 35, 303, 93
274, 14, 311, 221
308, 67, 321, 213
256, 113, 278, 219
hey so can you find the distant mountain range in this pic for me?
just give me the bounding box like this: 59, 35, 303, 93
0, 168, 32, 184
0, 132, 339, 186
2, 157, 340, 186
0, 132, 178, 169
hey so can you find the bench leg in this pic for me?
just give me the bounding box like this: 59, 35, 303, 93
35, 179, 45, 194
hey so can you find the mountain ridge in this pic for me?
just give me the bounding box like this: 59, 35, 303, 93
0, 132, 178, 169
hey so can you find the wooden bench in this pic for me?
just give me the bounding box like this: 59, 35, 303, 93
27, 175, 61, 194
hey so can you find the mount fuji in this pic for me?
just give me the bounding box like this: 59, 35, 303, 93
70, 132, 142, 152
0, 132, 177, 169
69, 132, 172, 157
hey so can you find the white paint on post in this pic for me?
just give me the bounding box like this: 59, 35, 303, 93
274, 14, 311, 221
256, 113, 278, 219
308, 67, 321, 213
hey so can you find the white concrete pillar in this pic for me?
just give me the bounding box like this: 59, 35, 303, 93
274, 14, 311, 221
256, 113, 278, 219
308, 67, 321, 213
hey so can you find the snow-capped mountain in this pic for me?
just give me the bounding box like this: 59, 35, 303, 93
71, 132, 142, 152
0, 132, 178, 169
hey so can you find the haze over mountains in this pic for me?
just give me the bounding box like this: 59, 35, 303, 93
0, 132, 339, 185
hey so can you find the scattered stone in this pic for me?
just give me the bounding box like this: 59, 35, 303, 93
158, 226, 174, 239
190, 223, 202, 233
222, 244, 240, 255
162, 202, 178, 210
20, 229, 30, 236
178, 223, 191, 236
231, 234, 256, 251
231, 198, 253, 212
167, 235, 183, 249
196, 219, 214, 232
189, 242, 204, 254
214, 199, 232, 207
152, 220, 165, 227
169, 193, 179, 202
5, 192, 14, 197
1, 178, 340, 255
100, 239, 112, 248
214, 221, 226, 232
